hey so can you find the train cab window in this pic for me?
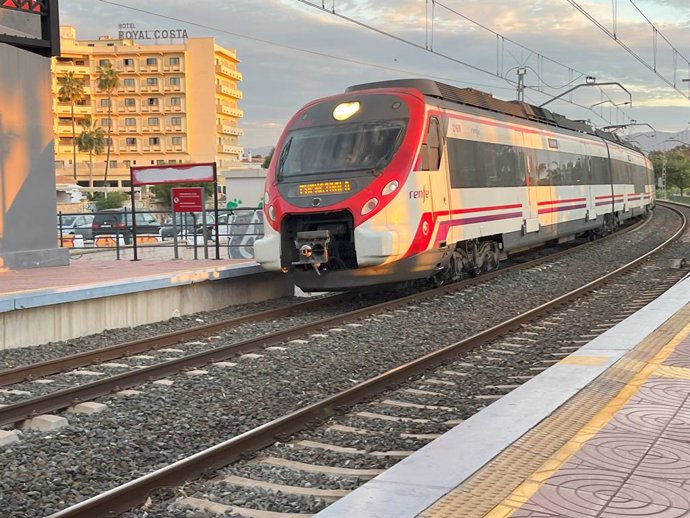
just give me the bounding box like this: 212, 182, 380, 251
421, 117, 442, 171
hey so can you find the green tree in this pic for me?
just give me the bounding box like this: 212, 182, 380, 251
650, 148, 690, 196
262, 148, 275, 169
96, 61, 121, 192
76, 118, 106, 187
57, 71, 85, 180
150, 183, 215, 208
91, 191, 128, 210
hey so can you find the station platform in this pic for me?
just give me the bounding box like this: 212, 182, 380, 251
0, 259, 293, 349
318, 273, 690, 518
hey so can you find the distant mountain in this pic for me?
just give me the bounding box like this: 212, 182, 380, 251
628, 130, 689, 152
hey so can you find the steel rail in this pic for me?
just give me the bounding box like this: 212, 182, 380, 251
0, 215, 654, 428
0, 293, 353, 387
48, 206, 686, 518
0, 213, 648, 388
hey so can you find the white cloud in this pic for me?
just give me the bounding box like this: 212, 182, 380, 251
61, 0, 690, 147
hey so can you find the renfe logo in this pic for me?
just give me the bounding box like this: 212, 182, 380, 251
409, 187, 430, 201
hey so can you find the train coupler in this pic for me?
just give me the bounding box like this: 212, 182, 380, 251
293, 230, 331, 275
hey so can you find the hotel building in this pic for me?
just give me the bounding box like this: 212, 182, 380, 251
52, 26, 243, 188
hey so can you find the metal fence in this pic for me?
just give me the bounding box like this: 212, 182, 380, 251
57, 208, 264, 260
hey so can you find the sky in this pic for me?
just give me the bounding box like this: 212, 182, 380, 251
59, 0, 690, 150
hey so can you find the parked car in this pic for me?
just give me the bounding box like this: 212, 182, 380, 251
160, 212, 215, 241
91, 209, 160, 244
57, 214, 94, 241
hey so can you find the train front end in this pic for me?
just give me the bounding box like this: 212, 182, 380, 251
254, 87, 429, 291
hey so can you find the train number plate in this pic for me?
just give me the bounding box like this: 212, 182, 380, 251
297, 180, 352, 196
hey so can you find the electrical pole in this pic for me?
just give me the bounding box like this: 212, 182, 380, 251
662, 152, 667, 200
516, 67, 526, 102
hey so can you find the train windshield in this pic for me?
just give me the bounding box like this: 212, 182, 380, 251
276, 120, 406, 180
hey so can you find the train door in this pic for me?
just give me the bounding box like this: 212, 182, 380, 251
420, 116, 449, 217
583, 144, 597, 222
521, 132, 540, 234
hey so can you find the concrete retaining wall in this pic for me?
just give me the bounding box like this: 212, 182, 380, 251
0, 271, 294, 349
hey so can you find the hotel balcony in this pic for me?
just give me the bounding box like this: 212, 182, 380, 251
216, 85, 243, 99
215, 64, 242, 81
217, 124, 244, 136
56, 105, 92, 116
217, 144, 243, 155
56, 123, 76, 136
55, 63, 91, 76
216, 104, 243, 118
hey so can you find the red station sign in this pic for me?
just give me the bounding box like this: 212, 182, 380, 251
171, 187, 203, 212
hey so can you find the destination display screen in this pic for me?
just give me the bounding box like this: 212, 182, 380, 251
297, 180, 352, 197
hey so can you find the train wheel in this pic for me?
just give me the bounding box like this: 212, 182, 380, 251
483, 243, 500, 272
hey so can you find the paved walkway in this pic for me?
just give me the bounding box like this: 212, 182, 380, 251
0, 258, 254, 297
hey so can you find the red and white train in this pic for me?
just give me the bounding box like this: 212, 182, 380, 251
254, 79, 655, 291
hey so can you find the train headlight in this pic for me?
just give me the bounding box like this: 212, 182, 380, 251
333, 101, 360, 121
361, 197, 379, 216
264, 191, 270, 205
381, 180, 399, 196
267, 205, 276, 221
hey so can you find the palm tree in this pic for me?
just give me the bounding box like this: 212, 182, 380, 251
96, 61, 120, 193
76, 118, 106, 187
57, 71, 85, 180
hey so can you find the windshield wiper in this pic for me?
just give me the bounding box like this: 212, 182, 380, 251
277, 136, 293, 179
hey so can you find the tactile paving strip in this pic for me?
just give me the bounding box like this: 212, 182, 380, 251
420, 305, 690, 518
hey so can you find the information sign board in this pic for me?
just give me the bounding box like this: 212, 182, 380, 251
171, 187, 203, 212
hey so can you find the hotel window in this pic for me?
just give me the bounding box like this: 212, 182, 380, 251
123, 58, 134, 66
98, 59, 110, 66
123, 78, 135, 87
169, 57, 180, 65
101, 118, 111, 126
170, 77, 181, 86
100, 99, 110, 107
124, 98, 136, 106
123, 160, 131, 168
171, 116, 182, 125
146, 77, 158, 86
105, 138, 112, 146
149, 137, 160, 145
110, 160, 117, 168
125, 118, 136, 126
171, 137, 182, 145
148, 98, 159, 106
148, 117, 160, 126
157, 160, 166, 165
146, 57, 157, 66
126, 138, 137, 145
170, 97, 181, 106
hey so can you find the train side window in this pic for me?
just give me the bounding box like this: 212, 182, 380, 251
421, 117, 442, 171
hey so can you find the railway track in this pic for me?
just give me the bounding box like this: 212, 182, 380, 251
5, 205, 677, 516
0, 213, 654, 428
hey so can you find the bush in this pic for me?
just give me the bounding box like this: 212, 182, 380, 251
91, 191, 128, 210
150, 183, 214, 208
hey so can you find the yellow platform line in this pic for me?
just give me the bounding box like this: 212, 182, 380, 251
485, 321, 690, 518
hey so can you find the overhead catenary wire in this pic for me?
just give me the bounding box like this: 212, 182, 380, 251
96, 0, 629, 126
565, 0, 690, 98
94, 0, 514, 91
295, 0, 628, 123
